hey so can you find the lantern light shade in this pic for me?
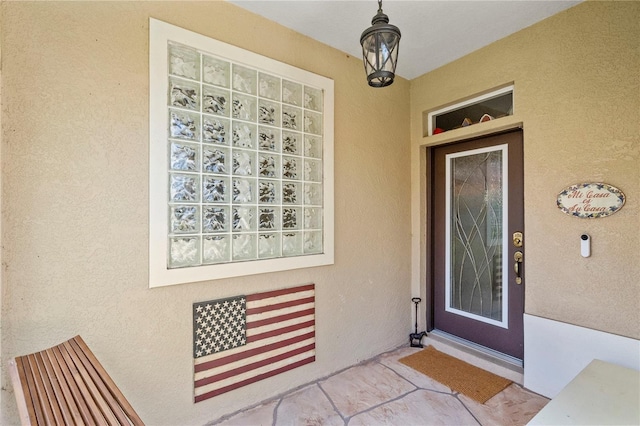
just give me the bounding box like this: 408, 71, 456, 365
360, 0, 401, 88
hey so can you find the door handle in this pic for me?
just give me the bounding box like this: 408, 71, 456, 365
514, 251, 523, 284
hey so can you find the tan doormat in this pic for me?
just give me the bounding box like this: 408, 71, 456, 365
399, 345, 512, 404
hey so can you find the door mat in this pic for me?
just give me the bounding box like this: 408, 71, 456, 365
399, 345, 512, 404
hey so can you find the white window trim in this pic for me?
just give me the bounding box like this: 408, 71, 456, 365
149, 18, 334, 288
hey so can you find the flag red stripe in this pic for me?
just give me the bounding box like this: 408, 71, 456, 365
249, 319, 315, 342
194, 331, 314, 373
246, 296, 315, 315
246, 308, 315, 330
245, 284, 315, 302
194, 343, 315, 388
195, 356, 316, 403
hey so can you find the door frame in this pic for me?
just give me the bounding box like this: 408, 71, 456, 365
424, 128, 525, 360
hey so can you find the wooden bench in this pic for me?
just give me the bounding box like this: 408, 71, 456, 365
8, 335, 144, 425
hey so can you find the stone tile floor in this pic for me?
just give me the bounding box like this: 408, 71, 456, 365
211, 338, 549, 425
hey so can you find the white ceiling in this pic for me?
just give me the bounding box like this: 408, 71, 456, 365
228, 0, 581, 80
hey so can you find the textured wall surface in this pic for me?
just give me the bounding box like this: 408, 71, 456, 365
410, 1, 639, 339
0, 2, 411, 424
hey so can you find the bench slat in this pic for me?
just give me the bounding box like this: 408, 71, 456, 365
41, 348, 76, 425
33, 352, 66, 425
59, 341, 109, 426
23, 355, 48, 425
66, 338, 129, 425
51, 345, 95, 425
72, 337, 144, 426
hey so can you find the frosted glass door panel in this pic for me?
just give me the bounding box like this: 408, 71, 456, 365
445, 145, 508, 327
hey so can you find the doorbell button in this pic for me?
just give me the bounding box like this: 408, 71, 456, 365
581, 234, 590, 257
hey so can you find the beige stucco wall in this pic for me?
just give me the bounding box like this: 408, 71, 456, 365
0, 2, 411, 424
410, 1, 639, 339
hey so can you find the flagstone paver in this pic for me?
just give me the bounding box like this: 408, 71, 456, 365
318, 359, 417, 417
275, 384, 343, 426
350, 390, 477, 426
460, 383, 549, 426
215, 399, 278, 426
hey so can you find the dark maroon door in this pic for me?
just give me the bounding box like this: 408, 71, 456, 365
432, 130, 524, 359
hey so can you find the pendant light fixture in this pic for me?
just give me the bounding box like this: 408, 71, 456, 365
359, 0, 401, 88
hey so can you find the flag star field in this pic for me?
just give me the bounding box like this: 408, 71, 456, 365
193, 296, 247, 358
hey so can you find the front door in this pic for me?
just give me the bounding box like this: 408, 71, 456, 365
431, 130, 524, 360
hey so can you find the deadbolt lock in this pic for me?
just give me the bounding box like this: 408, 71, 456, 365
513, 232, 523, 248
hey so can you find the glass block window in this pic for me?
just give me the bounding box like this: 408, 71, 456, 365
150, 19, 334, 287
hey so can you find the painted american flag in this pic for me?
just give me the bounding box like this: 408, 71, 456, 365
193, 283, 315, 402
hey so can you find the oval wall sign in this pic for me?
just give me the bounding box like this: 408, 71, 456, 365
557, 183, 625, 218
